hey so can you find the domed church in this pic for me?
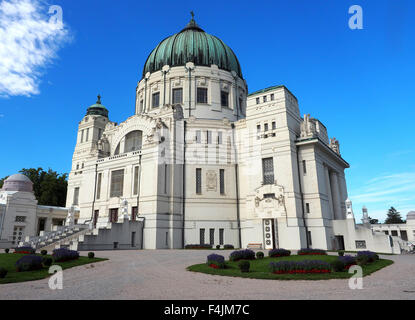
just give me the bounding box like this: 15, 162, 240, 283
62, 15, 404, 253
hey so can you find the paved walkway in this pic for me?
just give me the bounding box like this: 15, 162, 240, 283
1, 250, 414, 300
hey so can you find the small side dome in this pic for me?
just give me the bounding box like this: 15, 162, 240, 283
1, 174, 33, 192
86, 94, 109, 117
407, 211, 415, 220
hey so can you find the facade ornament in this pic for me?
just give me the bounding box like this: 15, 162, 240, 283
66, 205, 76, 226
121, 198, 129, 220
329, 137, 340, 155
300, 114, 317, 139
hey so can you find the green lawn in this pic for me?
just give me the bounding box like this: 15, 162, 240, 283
187, 254, 394, 280
0, 253, 107, 284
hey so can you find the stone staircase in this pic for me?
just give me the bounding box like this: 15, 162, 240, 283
20, 223, 92, 251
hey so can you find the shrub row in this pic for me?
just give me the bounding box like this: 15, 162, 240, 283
14, 246, 36, 254
229, 249, 255, 262
15, 255, 43, 272
269, 249, 291, 258
52, 248, 79, 262
185, 244, 213, 249
331, 251, 379, 272
297, 248, 327, 256
269, 260, 331, 274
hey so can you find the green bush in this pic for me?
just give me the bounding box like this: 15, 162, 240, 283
0, 267, 7, 278
88, 252, 95, 259
331, 259, 345, 272
216, 245, 221, 249
42, 257, 53, 267
356, 254, 369, 266
256, 251, 264, 259
223, 244, 234, 250
238, 260, 250, 273
4, 249, 9, 254
338, 250, 345, 256
41, 250, 47, 256
15, 255, 43, 272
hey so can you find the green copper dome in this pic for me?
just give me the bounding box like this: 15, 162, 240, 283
142, 16, 243, 79
86, 95, 108, 117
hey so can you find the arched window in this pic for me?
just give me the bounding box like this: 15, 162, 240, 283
125, 130, 142, 152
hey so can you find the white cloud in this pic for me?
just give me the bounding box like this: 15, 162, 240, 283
349, 172, 415, 221
0, 0, 71, 97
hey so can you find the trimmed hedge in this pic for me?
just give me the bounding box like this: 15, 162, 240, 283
52, 248, 79, 262
88, 252, 95, 259
269, 260, 331, 274
207, 254, 225, 269
223, 244, 234, 250
15, 255, 43, 272
41, 250, 47, 256
238, 260, 250, 273
185, 244, 213, 249
0, 267, 7, 278
357, 251, 379, 263
268, 248, 291, 258
297, 248, 327, 256
229, 249, 255, 262
42, 257, 53, 267
256, 251, 264, 259
5, 249, 9, 254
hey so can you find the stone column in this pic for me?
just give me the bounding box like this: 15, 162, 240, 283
324, 165, 334, 219
330, 171, 342, 220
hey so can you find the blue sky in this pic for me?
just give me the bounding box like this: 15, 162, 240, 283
0, 0, 414, 222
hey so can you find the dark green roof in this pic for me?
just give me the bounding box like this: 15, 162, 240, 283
86, 95, 108, 118
142, 17, 242, 79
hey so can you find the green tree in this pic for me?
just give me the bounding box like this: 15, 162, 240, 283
385, 207, 405, 224
0, 168, 67, 207
368, 217, 379, 224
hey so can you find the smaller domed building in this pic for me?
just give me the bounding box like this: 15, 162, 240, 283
0, 174, 74, 248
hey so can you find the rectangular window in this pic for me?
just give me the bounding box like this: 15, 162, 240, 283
263, 193, 275, 199
219, 169, 225, 195
73, 187, 80, 205
272, 121, 276, 130
306, 203, 310, 213
219, 228, 224, 245
86, 128, 89, 141
98, 128, 103, 140
303, 160, 307, 174
96, 173, 102, 200
172, 88, 183, 104
109, 208, 118, 223
401, 230, 408, 241
271, 93, 274, 101
133, 166, 139, 195
217, 131, 223, 144
131, 206, 138, 221
195, 130, 201, 143
209, 228, 215, 245
257, 124, 261, 133
384, 231, 389, 235
196, 168, 202, 194
307, 231, 312, 246
262, 157, 274, 185
15, 216, 26, 222
263, 96, 267, 103
355, 240, 367, 249
200, 228, 205, 245
110, 169, 124, 198
256, 97, 260, 104
80, 130, 84, 143
139, 100, 144, 111
221, 91, 229, 107
391, 230, 398, 237
206, 131, 212, 144
164, 164, 168, 194
239, 98, 243, 113
197, 87, 208, 104
264, 123, 268, 132
152, 92, 160, 108
93, 210, 99, 227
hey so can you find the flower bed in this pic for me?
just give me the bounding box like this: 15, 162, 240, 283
206, 254, 225, 269
268, 248, 291, 258
269, 260, 331, 274
297, 248, 327, 256
52, 248, 79, 262
185, 244, 213, 249
357, 251, 379, 262
229, 249, 255, 262
339, 255, 357, 270
14, 246, 35, 254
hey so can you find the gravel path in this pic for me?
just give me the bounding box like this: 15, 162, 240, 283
1, 250, 414, 300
